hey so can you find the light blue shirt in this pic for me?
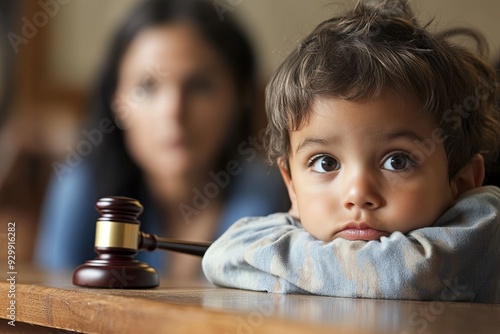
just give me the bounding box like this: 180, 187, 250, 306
203, 186, 500, 303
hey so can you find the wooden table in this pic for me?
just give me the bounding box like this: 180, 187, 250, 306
0, 269, 499, 334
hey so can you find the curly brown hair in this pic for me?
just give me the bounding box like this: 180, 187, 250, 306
265, 0, 500, 178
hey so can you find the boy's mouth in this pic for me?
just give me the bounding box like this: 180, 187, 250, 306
336, 222, 390, 241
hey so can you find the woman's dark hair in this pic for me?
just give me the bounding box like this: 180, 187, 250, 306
87, 0, 255, 198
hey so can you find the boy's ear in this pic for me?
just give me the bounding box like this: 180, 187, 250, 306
450, 154, 485, 200
278, 158, 300, 219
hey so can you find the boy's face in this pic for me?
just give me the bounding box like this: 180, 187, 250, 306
280, 89, 458, 241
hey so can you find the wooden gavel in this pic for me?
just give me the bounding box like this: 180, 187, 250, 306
72, 196, 211, 289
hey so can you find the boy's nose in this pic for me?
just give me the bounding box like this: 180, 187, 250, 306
342, 170, 382, 211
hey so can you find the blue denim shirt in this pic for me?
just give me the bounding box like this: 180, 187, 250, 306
203, 186, 500, 303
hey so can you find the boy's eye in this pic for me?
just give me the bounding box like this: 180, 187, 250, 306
381, 153, 414, 171
309, 155, 340, 173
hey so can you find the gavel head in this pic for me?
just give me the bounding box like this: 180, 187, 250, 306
72, 196, 159, 288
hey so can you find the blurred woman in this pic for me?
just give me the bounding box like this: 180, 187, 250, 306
35, 0, 288, 279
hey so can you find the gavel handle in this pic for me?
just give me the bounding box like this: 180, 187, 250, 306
138, 232, 211, 257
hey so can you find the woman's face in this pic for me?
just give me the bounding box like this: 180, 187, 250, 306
114, 23, 239, 180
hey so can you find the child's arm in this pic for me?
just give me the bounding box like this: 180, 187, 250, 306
202, 187, 500, 303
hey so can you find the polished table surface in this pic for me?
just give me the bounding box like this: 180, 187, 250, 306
0, 269, 499, 334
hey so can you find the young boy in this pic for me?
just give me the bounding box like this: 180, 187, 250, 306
202, 0, 500, 303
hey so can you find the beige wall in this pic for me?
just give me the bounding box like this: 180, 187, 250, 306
237, 0, 500, 78
47, 0, 500, 88
47, 0, 138, 88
